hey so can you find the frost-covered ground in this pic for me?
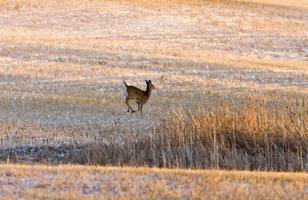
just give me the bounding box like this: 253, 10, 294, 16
0, 0, 307, 161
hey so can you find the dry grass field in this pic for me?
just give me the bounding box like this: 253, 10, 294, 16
0, 164, 307, 199
0, 0, 307, 167
0, 0, 308, 198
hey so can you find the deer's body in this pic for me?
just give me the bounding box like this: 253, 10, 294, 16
124, 80, 155, 115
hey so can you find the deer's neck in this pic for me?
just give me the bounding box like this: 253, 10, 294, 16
145, 86, 152, 97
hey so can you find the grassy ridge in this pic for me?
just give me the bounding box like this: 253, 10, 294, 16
0, 164, 307, 199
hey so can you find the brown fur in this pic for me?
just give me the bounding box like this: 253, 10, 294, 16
124, 80, 155, 115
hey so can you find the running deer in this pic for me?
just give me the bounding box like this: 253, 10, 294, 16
123, 80, 155, 115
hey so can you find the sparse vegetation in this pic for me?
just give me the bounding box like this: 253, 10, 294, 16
0, 164, 307, 199
0, 0, 307, 198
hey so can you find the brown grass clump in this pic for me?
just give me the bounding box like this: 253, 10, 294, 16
2, 96, 307, 171
81, 96, 308, 171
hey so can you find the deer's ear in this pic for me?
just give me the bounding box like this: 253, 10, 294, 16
145, 80, 148, 83
148, 80, 151, 83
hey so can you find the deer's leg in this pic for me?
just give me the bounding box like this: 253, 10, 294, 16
140, 104, 143, 116
136, 101, 141, 111
125, 97, 133, 112
131, 100, 141, 114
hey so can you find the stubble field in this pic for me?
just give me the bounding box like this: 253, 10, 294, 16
0, 164, 308, 199
0, 0, 307, 198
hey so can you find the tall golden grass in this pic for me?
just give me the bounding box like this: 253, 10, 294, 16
82, 96, 308, 171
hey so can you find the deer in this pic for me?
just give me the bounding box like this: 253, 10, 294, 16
123, 80, 155, 115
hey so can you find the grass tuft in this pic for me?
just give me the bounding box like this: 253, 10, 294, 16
70, 96, 308, 171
